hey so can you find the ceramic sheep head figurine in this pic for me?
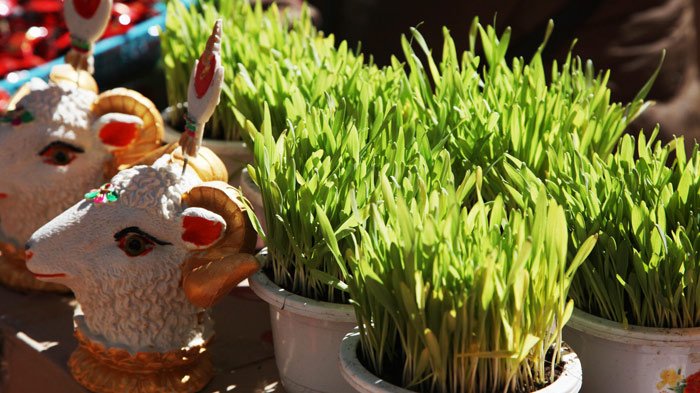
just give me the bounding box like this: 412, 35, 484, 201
0, 0, 156, 292
26, 146, 258, 392
0, 67, 163, 292
25, 21, 258, 393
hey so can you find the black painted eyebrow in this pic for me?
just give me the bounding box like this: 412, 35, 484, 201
38, 141, 85, 156
114, 227, 172, 246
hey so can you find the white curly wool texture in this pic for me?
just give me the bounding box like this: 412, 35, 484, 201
74, 257, 212, 354
27, 156, 211, 354
113, 160, 190, 220
74, 250, 212, 354
0, 81, 104, 248
18, 81, 95, 129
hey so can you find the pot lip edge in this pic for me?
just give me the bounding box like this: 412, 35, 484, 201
248, 250, 356, 322
338, 331, 413, 393
338, 331, 582, 393
568, 308, 700, 342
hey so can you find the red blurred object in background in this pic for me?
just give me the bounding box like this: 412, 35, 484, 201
0, 0, 159, 79
0, 0, 16, 17
23, 0, 60, 13
0, 88, 10, 112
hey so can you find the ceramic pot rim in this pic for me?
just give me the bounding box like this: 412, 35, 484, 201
567, 308, 700, 345
338, 331, 412, 393
338, 331, 583, 393
248, 249, 356, 323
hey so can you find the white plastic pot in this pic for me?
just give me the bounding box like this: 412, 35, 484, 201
564, 308, 700, 393
161, 107, 253, 182
239, 168, 266, 250
249, 252, 357, 393
339, 331, 583, 393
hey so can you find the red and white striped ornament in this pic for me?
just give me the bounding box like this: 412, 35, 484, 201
178, 20, 224, 175
63, 0, 112, 73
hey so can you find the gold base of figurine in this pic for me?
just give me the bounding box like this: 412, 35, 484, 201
0, 254, 70, 293
69, 329, 213, 393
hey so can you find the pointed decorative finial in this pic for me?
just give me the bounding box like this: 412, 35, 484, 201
63, 0, 113, 73
179, 20, 224, 175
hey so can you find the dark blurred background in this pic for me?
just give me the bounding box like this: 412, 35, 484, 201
8, 0, 696, 142
306, 0, 700, 143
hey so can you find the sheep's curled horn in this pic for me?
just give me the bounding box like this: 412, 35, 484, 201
180, 181, 259, 308
93, 88, 164, 178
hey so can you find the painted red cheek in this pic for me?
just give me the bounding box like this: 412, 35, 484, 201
73, 0, 101, 18
0, 193, 7, 199
182, 216, 223, 246
98, 122, 139, 148
195, 55, 216, 98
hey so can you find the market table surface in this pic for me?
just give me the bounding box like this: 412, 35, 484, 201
0, 282, 286, 393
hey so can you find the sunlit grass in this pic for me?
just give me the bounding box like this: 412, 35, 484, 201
348, 168, 596, 392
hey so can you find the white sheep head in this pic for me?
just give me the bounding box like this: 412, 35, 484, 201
0, 67, 163, 258
25, 147, 258, 353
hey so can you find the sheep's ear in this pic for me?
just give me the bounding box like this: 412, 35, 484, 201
180, 207, 226, 250
179, 183, 261, 307
182, 251, 260, 308
92, 113, 143, 150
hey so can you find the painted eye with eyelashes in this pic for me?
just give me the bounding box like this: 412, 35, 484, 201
115, 227, 172, 257
38, 141, 84, 166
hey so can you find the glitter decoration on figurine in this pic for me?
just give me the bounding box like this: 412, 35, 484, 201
0, 66, 164, 292
179, 20, 224, 175
84, 183, 119, 204
26, 21, 260, 393
63, 0, 113, 73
